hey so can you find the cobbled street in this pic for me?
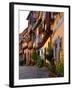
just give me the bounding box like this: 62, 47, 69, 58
19, 66, 49, 79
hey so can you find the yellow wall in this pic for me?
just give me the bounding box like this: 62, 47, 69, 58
52, 22, 64, 49
43, 37, 50, 49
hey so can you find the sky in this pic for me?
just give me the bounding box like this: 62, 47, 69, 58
19, 11, 30, 33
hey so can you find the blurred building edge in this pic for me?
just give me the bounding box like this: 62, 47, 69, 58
19, 11, 64, 65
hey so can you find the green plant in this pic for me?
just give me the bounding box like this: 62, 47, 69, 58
45, 48, 53, 63
19, 60, 25, 66
32, 51, 44, 68
47, 60, 56, 73
55, 60, 64, 77
47, 62, 52, 71
32, 51, 38, 62
36, 57, 44, 68
45, 42, 53, 62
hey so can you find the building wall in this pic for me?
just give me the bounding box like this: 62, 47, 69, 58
19, 11, 64, 65
51, 13, 64, 61
39, 12, 64, 62
52, 22, 64, 49
39, 37, 50, 61
43, 37, 50, 49
51, 13, 64, 48
23, 48, 33, 65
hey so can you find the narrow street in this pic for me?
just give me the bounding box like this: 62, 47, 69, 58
19, 66, 49, 79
